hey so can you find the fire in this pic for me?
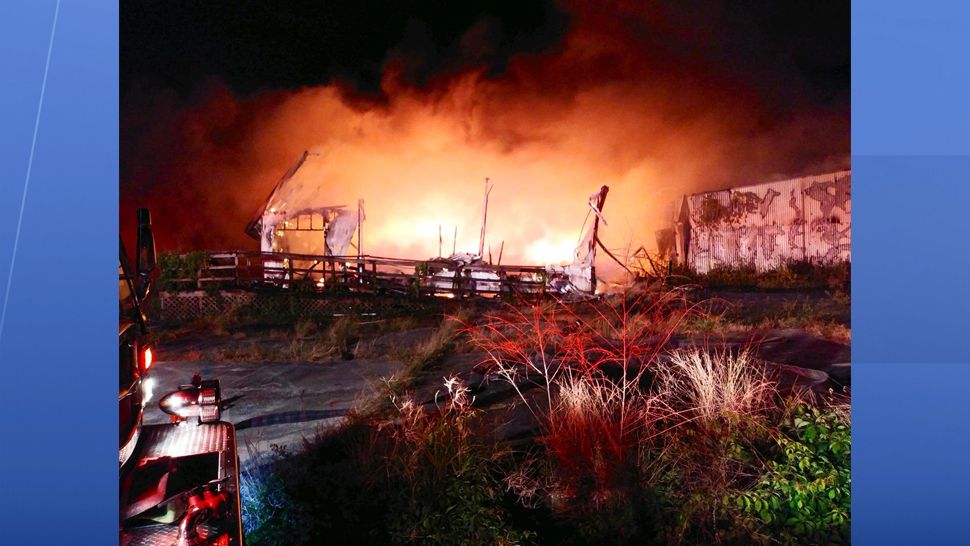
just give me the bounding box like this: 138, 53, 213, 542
121, 3, 849, 273
526, 236, 580, 266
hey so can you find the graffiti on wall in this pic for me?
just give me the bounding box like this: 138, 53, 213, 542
683, 171, 850, 273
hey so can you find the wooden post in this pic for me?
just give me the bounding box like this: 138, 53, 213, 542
478, 178, 492, 258
589, 185, 610, 293
357, 199, 364, 259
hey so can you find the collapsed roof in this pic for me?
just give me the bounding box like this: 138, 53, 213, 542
245, 150, 611, 294
245, 151, 361, 256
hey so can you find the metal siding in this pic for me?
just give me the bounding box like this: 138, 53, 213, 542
685, 170, 850, 272
801, 172, 851, 264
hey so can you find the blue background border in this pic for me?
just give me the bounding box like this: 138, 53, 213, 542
1, 1, 969, 543
854, 1, 970, 544
0, 1, 117, 542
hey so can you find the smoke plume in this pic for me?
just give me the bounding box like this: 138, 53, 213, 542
121, 1, 849, 271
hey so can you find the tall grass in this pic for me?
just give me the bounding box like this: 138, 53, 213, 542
652, 347, 779, 543
464, 290, 697, 521
241, 290, 845, 544
660, 347, 775, 424
391, 311, 470, 375
378, 376, 531, 545
463, 291, 800, 543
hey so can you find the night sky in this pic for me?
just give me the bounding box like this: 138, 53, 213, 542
121, 1, 849, 254
122, 1, 847, 102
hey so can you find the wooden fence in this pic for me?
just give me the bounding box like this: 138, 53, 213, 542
158, 251, 572, 300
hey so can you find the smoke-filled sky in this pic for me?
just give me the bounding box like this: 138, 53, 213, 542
121, 0, 849, 267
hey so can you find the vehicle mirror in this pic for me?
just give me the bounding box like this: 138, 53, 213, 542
136, 208, 157, 298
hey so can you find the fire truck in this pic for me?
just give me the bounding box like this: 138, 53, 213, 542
120, 209, 243, 545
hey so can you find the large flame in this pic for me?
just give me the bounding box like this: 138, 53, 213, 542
121, 1, 849, 276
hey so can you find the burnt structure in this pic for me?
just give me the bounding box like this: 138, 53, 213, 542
239, 151, 610, 298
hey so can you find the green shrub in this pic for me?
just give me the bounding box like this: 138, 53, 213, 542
729, 405, 850, 545
157, 251, 208, 291
668, 260, 850, 293
240, 446, 298, 541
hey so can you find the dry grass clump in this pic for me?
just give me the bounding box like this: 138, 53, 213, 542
465, 290, 695, 518
326, 315, 360, 359
660, 347, 775, 424
803, 321, 851, 343
293, 318, 316, 339
384, 316, 420, 332
390, 313, 467, 374
543, 372, 668, 506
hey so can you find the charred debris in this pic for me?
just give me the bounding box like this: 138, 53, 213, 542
230, 151, 614, 300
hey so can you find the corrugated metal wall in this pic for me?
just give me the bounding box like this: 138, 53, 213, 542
683, 171, 850, 273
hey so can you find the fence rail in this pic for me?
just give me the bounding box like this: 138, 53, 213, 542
159, 251, 580, 300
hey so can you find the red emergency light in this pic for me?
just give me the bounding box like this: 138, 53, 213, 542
140, 346, 154, 372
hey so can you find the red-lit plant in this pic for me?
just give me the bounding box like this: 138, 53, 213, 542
465, 288, 700, 509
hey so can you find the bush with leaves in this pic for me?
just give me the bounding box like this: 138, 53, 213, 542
729, 405, 850, 545
239, 446, 298, 543
156, 251, 209, 291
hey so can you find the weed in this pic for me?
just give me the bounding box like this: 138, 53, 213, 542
379, 379, 531, 545
728, 405, 850, 545
660, 348, 776, 424
284, 338, 337, 362
670, 260, 851, 293
293, 318, 316, 339
676, 294, 851, 342
156, 251, 208, 291
184, 306, 242, 337
649, 348, 778, 544
464, 290, 697, 544
392, 316, 461, 374
384, 316, 420, 332
246, 378, 530, 545
239, 441, 295, 539
327, 316, 360, 360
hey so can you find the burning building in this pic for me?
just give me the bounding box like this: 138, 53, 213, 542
245, 151, 363, 257
243, 151, 610, 297
673, 170, 851, 273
